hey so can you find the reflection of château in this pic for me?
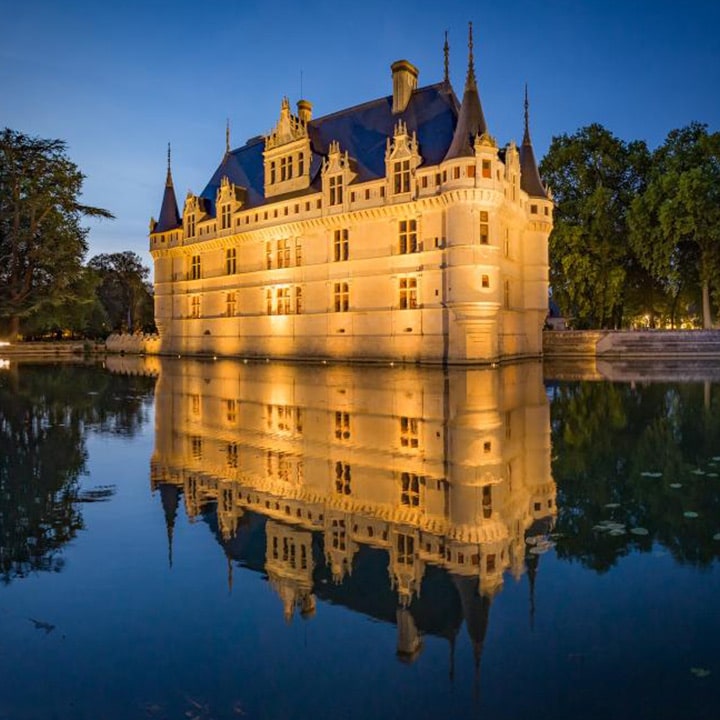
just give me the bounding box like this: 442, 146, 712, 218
150, 359, 555, 663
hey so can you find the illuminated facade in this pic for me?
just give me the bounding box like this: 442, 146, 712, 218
148, 358, 556, 638
149, 28, 552, 363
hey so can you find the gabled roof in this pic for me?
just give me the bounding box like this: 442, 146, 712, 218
200, 82, 460, 212
154, 153, 182, 232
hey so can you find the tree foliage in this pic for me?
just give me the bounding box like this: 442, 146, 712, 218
628, 123, 720, 328
540, 124, 650, 328
0, 128, 113, 337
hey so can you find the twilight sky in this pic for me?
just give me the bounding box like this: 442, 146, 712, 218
2, 0, 718, 270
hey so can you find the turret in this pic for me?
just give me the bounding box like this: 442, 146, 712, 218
519, 86, 549, 198
152, 144, 182, 233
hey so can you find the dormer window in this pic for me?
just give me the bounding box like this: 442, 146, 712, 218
186, 213, 196, 238
329, 175, 343, 206
270, 162, 276, 184
298, 153, 304, 176
221, 204, 231, 230
394, 160, 410, 194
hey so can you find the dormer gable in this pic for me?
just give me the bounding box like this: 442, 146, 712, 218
385, 119, 422, 198
215, 176, 246, 232
322, 140, 357, 212
264, 97, 313, 198
183, 192, 210, 240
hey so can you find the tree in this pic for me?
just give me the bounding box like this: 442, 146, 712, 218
0, 128, 113, 338
88, 251, 155, 333
540, 124, 650, 328
628, 123, 720, 328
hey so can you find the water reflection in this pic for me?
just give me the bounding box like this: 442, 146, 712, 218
0, 362, 155, 583
150, 358, 555, 664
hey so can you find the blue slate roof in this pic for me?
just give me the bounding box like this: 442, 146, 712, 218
154, 169, 182, 232
200, 82, 460, 213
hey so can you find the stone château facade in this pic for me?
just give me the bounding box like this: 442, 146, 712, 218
149, 27, 552, 363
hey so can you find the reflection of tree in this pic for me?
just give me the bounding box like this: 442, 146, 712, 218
551, 380, 720, 571
0, 363, 155, 583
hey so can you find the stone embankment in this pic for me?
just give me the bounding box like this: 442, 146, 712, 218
0, 340, 104, 357
105, 333, 160, 354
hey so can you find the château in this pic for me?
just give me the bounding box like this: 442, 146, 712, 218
149, 26, 552, 363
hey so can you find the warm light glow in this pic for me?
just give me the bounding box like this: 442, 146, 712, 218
0, 341, 10, 347
0, 359, 10, 370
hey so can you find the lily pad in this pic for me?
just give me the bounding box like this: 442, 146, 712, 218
684, 511, 699, 519
609, 529, 626, 536
690, 667, 712, 678
713, 533, 720, 541
707, 473, 719, 478
604, 503, 621, 509
691, 469, 706, 475
669, 483, 683, 489
630, 527, 649, 536
641, 471, 662, 478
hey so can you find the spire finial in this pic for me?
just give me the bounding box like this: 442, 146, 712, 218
225, 119, 230, 156
443, 30, 450, 85
466, 21, 476, 88
166, 142, 173, 186
523, 83, 531, 144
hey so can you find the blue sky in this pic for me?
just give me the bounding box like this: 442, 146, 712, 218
2, 0, 718, 270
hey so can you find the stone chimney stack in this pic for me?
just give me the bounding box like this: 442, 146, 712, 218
297, 99, 313, 124
391, 60, 418, 114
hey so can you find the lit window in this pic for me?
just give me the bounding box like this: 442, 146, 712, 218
276, 286, 291, 315
453, 166, 460, 180
397, 533, 414, 565
481, 274, 490, 289
226, 247, 237, 274
401, 472, 421, 507
186, 213, 196, 238
295, 286, 303, 314
334, 229, 349, 261
266, 242, 272, 269
480, 211, 489, 245
335, 411, 350, 440
329, 175, 343, 205
399, 219, 418, 254
191, 436, 202, 460
225, 399, 237, 423
190, 255, 201, 280
504, 279, 510, 309
276, 239, 290, 268
221, 204, 231, 230
190, 296, 201, 318
399, 277, 417, 309
400, 416, 419, 448
530, 204, 538, 214
227, 442, 238, 468
295, 239, 302, 266
334, 282, 349, 312
226, 292, 236, 317
393, 159, 410, 194
467, 165, 476, 178
266, 288, 273, 315
335, 461, 351, 495
482, 159, 491, 178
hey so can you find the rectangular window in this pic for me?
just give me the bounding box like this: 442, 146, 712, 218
270, 161, 276, 184
295, 286, 303, 315
399, 219, 418, 254
397, 533, 414, 565
227, 442, 238, 469
221, 204, 231, 230
295, 239, 302, 266
225, 399, 237, 423
335, 411, 350, 440
421, 176, 428, 189
329, 175, 343, 205
266, 288, 273, 315
468, 165, 476, 178
190, 255, 201, 280
225, 247, 237, 274
482, 159, 491, 178
276, 238, 290, 268
399, 277, 418, 309
334, 229, 349, 261
186, 213, 196, 238
334, 282, 349, 312
393, 159, 410, 194
298, 153, 304, 176
365, 189, 370, 200
530, 204, 538, 214
481, 274, 490, 289
504, 279, 510, 309
226, 292, 236, 317
401, 472, 421, 507
335, 462, 351, 495
190, 296, 201, 318
400, 416, 419, 448
276, 286, 291, 315
504, 229, 509, 257
280, 157, 288, 181
453, 166, 460, 180
266, 242, 272, 269
479, 211, 489, 245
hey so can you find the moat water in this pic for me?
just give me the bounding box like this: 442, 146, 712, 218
0, 358, 719, 720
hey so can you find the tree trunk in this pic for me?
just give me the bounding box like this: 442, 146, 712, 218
701, 279, 712, 329
9, 315, 20, 340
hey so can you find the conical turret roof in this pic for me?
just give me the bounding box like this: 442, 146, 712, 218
519, 86, 548, 198
154, 144, 182, 232
444, 22, 488, 161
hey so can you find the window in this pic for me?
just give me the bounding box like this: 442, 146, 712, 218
482, 159, 491, 178
280, 156, 292, 181
186, 213, 196, 238
191, 436, 202, 460
479, 211, 489, 245
190, 394, 200, 415
334, 229, 349, 261
467, 165, 476, 178
227, 442, 238, 469
400, 416, 419, 448
270, 161, 276, 184
190, 296, 201, 318
504, 229, 509, 258
295, 239, 302, 266
334, 282, 349, 312
276, 286, 291, 315
530, 203, 538, 214
399, 219, 418, 254
190, 255, 201, 280
401, 472, 421, 507
221, 204, 231, 230
295, 286, 303, 314
225, 399, 237, 423
276, 239, 290, 268
482, 485, 492, 519
504, 279, 510, 309
365, 189, 370, 200
329, 175, 343, 205
266, 288, 273, 315
226, 292, 236, 317
453, 166, 460, 180
335, 461, 351, 495
335, 411, 350, 440
481, 274, 490, 289
393, 159, 410, 194
397, 534, 414, 565
421, 176, 428, 188
266, 242, 272, 269
226, 247, 237, 274
399, 277, 417, 309
298, 153, 304, 176
331, 519, 346, 550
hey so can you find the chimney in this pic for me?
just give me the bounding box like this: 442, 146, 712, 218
391, 60, 418, 114
297, 99, 312, 124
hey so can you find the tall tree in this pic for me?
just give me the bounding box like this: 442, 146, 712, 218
89, 251, 154, 333
628, 123, 720, 328
540, 124, 650, 328
0, 128, 113, 338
